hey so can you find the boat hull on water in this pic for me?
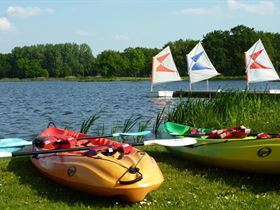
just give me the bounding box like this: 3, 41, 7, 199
31, 127, 163, 203
157, 122, 280, 174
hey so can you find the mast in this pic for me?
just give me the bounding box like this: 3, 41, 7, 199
150, 57, 155, 92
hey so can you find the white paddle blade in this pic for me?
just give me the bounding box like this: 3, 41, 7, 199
144, 138, 197, 147
0, 152, 12, 158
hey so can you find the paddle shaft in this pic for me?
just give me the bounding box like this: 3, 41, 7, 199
9, 142, 146, 157
77, 135, 119, 140
174, 132, 280, 138
36, 130, 151, 141
79, 130, 151, 139
0, 137, 197, 158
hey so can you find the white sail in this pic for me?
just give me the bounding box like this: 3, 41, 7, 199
151, 46, 182, 86
245, 39, 279, 84
186, 42, 220, 85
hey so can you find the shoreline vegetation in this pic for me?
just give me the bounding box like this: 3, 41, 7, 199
0, 75, 246, 82
1, 25, 280, 80
165, 90, 280, 133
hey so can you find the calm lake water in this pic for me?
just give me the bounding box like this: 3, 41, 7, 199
1, 80, 280, 139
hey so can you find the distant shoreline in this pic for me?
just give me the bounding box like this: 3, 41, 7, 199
0, 75, 246, 82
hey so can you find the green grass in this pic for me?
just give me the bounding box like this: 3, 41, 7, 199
1, 146, 280, 209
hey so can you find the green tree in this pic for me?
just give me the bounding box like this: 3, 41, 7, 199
0, 54, 12, 78
228, 25, 258, 76
123, 47, 145, 78
16, 58, 48, 78
203, 30, 231, 75
95, 50, 126, 77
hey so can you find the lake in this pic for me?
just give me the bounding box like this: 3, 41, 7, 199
1, 79, 279, 139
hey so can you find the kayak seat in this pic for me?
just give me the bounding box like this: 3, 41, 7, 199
165, 122, 191, 135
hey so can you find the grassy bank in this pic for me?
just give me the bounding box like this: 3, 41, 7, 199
1, 145, 280, 209
166, 91, 280, 133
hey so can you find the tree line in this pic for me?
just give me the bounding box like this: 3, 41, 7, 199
0, 25, 279, 79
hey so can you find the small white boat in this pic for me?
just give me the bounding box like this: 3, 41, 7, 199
186, 41, 220, 91
147, 46, 182, 97
245, 39, 280, 90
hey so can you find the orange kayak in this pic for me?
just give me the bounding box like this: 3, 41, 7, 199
31, 127, 163, 203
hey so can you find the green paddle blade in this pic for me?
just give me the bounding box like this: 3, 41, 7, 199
0, 138, 32, 152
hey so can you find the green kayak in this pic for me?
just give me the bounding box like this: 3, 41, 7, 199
157, 122, 280, 174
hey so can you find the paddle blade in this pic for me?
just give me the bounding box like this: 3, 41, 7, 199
113, 131, 151, 137
143, 138, 197, 147
0, 138, 32, 152
0, 152, 12, 158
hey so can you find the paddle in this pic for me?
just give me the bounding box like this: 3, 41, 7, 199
79, 130, 151, 139
0, 138, 32, 148
0, 131, 151, 149
170, 132, 280, 138
0, 137, 197, 158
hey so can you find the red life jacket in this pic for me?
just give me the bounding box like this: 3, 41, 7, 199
207, 125, 251, 139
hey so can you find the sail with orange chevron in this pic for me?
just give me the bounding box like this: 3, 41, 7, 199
245, 39, 279, 83
152, 46, 182, 84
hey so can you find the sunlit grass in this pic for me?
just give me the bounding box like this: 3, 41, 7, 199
2, 146, 280, 209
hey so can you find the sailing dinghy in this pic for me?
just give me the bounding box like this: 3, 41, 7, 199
186, 41, 220, 91
147, 46, 182, 97
245, 39, 280, 92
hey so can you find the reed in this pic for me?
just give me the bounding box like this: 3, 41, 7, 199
154, 107, 166, 135
121, 115, 143, 134
79, 113, 152, 142
166, 91, 280, 132
80, 113, 100, 134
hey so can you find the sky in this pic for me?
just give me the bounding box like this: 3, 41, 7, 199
0, 0, 279, 56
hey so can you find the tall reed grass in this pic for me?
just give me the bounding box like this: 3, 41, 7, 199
166, 91, 280, 132
79, 113, 152, 142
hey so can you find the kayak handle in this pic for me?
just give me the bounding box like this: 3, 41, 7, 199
47, 122, 56, 128
119, 167, 143, 185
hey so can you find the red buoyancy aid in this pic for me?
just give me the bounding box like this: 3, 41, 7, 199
207, 125, 251, 139
256, 133, 272, 139
42, 135, 77, 150
41, 135, 133, 155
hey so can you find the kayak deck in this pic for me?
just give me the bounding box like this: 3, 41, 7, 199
157, 122, 280, 174
31, 127, 164, 203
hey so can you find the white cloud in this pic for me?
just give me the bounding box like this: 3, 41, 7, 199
114, 35, 129, 41
0, 17, 13, 31
6, 6, 54, 18
227, 0, 277, 15
175, 6, 221, 16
